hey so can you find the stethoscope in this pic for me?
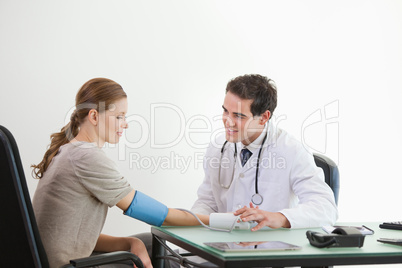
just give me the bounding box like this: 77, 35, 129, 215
218, 133, 268, 206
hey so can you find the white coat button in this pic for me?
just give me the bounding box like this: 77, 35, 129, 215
239, 173, 244, 178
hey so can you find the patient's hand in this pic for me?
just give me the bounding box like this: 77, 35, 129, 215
234, 202, 291, 231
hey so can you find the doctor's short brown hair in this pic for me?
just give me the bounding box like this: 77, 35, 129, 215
226, 74, 277, 118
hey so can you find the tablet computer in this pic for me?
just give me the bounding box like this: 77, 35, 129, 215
204, 241, 301, 252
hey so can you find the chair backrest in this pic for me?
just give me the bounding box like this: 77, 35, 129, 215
0, 125, 49, 268
313, 153, 340, 205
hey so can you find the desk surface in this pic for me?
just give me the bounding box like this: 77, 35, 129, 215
152, 222, 402, 267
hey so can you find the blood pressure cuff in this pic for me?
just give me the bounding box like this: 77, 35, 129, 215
124, 191, 168, 226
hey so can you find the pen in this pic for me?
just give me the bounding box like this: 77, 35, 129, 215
362, 225, 375, 234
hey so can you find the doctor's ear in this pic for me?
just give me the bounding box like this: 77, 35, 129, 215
259, 110, 271, 125
88, 109, 99, 126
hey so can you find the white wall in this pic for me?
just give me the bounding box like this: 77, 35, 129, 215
1, 1, 402, 266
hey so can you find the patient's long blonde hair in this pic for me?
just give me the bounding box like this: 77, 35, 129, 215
31, 78, 127, 179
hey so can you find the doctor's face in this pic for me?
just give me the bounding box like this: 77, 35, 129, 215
222, 91, 265, 146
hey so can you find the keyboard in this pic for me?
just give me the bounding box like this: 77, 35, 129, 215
377, 238, 402, 246
379, 221, 402, 231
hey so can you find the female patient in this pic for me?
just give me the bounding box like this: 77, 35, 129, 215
32, 78, 207, 268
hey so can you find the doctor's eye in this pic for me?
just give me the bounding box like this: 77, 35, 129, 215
234, 114, 247, 120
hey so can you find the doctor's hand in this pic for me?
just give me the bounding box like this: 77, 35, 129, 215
234, 202, 291, 231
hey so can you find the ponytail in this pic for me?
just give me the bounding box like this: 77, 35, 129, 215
31, 111, 80, 179
32, 77, 127, 179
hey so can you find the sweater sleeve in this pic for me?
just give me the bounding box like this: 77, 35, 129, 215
70, 145, 133, 207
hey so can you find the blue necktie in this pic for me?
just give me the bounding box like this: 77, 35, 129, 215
241, 148, 252, 166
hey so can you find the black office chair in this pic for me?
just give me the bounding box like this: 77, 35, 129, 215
313, 153, 340, 205
0, 125, 144, 268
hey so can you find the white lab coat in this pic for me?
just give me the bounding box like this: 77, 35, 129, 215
191, 122, 338, 228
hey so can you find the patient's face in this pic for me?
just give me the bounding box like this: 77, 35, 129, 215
98, 98, 128, 145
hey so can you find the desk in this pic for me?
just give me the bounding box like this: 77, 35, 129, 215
151, 223, 402, 268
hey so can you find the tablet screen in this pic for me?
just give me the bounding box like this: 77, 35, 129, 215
204, 241, 301, 252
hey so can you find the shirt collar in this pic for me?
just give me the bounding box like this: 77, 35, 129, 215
241, 123, 268, 152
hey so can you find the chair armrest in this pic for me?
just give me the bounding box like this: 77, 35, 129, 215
64, 251, 144, 268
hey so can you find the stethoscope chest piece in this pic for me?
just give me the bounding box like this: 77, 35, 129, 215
251, 193, 263, 206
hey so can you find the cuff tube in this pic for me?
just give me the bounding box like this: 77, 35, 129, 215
124, 191, 168, 226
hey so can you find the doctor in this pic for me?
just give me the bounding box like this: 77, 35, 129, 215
191, 74, 338, 231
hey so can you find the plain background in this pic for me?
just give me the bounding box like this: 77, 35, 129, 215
1, 1, 401, 267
